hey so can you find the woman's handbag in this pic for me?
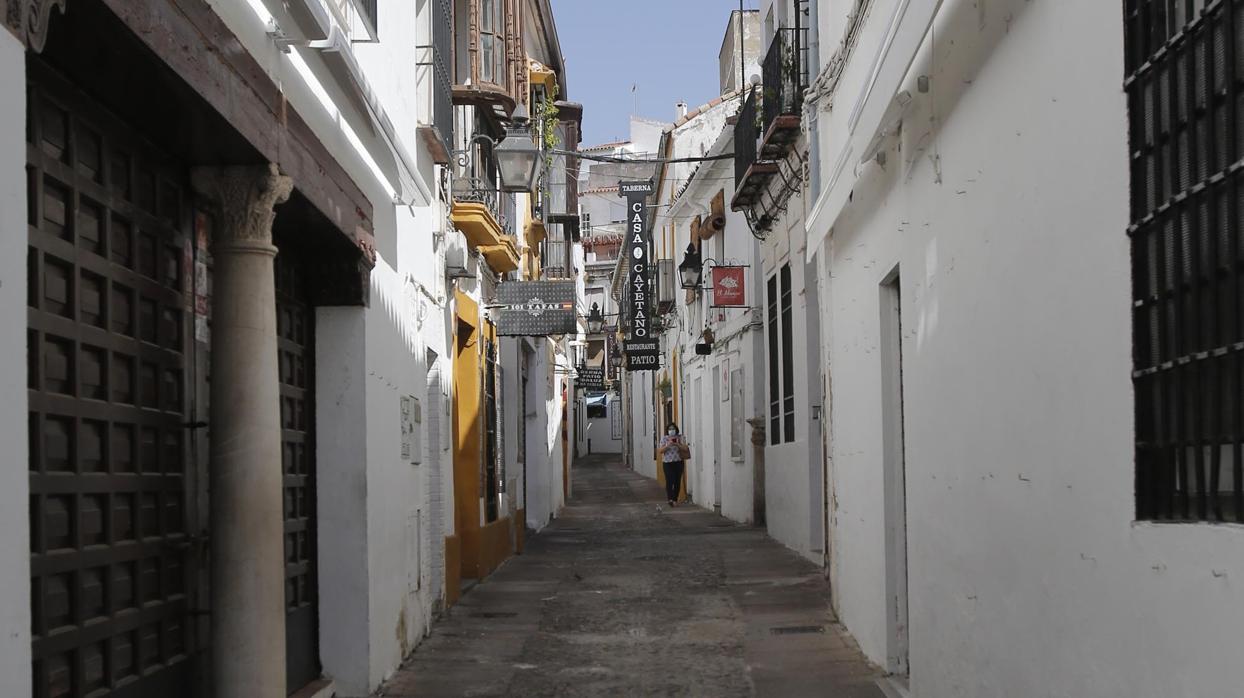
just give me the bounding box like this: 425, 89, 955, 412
676, 440, 691, 460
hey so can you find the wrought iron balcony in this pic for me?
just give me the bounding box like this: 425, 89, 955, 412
453, 177, 514, 238
760, 27, 810, 158
730, 86, 778, 211
417, 0, 454, 164
541, 238, 570, 279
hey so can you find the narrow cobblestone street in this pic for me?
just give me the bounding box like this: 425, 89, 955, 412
379, 456, 883, 697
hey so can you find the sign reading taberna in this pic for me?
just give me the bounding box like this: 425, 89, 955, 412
494, 280, 577, 336
620, 179, 660, 371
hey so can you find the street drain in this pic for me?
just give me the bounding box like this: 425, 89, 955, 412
769, 625, 825, 636
469, 611, 518, 619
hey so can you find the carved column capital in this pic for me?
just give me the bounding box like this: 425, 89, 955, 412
191, 164, 293, 249
6, 0, 67, 53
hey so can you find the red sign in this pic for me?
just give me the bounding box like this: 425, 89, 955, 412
711, 266, 747, 307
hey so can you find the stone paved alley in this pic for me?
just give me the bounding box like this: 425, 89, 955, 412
378, 456, 884, 697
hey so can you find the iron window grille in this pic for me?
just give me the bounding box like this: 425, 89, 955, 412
1126, 0, 1244, 522
780, 265, 795, 442
429, 0, 454, 153
767, 271, 781, 445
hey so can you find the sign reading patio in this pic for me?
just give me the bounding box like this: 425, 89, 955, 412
620, 179, 660, 370
711, 266, 747, 307
494, 280, 577, 336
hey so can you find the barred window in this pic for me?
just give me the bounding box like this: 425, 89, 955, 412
1126, 0, 1243, 522
781, 264, 795, 442
766, 264, 796, 445
768, 273, 781, 445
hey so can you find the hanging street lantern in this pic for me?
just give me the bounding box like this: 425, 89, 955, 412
609, 345, 623, 370
586, 303, 605, 335
494, 104, 544, 193
679, 242, 703, 289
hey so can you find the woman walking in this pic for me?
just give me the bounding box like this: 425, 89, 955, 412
658, 423, 689, 507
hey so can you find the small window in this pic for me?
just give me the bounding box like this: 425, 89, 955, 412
479, 0, 505, 85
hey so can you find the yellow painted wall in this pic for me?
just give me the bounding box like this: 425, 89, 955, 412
453, 291, 482, 578
453, 293, 515, 580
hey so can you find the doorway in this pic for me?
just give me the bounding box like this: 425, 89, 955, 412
879, 267, 909, 678
274, 249, 320, 691
26, 69, 200, 698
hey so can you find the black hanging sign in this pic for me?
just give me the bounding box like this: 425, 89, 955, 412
494, 280, 577, 336
576, 365, 605, 391
620, 180, 660, 371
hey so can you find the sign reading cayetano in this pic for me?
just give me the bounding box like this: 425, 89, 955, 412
619, 180, 659, 371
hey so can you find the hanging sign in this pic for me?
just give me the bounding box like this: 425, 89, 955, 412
711, 266, 747, 307
494, 280, 577, 336
577, 365, 605, 391
620, 179, 661, 370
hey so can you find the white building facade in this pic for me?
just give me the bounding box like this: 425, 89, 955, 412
658, 92, 767, 524
730, 0, 827, 561
805, 0, 1244, 696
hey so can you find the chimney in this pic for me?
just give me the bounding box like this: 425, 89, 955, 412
675, 101, 688, 120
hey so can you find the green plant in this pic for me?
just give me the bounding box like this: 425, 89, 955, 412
658, 375, 673, 398
533, 83, 562, 170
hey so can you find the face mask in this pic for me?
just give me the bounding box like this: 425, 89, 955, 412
668, 429, 677, 435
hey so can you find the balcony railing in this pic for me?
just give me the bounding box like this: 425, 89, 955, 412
760, 27, 809, 156
417, 0, 454, 163
541, 238, 569, 278
735, 86, 759, 192
454, 177, 514, 237
731, 86, 779, 211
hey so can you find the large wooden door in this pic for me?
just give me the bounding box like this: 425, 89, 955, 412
274, 253, 319, 691
27, 69, 197, 697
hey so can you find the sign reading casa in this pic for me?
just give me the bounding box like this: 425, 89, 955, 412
619, 180, 660, 371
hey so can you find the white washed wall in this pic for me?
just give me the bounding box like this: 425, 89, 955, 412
760, 188, 824, 562
815, 1, 1244, 696
0, 35, 31, 698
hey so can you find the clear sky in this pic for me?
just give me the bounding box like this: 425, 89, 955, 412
551, 0, 761, 147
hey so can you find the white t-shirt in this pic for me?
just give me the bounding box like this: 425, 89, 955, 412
659, 434, 685, 463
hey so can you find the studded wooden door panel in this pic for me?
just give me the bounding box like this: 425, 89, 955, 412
275, 253, 319, 691
27, 72, 196, 698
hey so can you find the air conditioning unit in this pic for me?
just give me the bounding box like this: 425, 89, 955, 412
444, 242, 476, 279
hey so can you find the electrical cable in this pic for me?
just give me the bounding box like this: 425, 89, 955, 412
553, 148, 734, 165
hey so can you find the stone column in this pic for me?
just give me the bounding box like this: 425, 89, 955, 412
192, 164, 293, 698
